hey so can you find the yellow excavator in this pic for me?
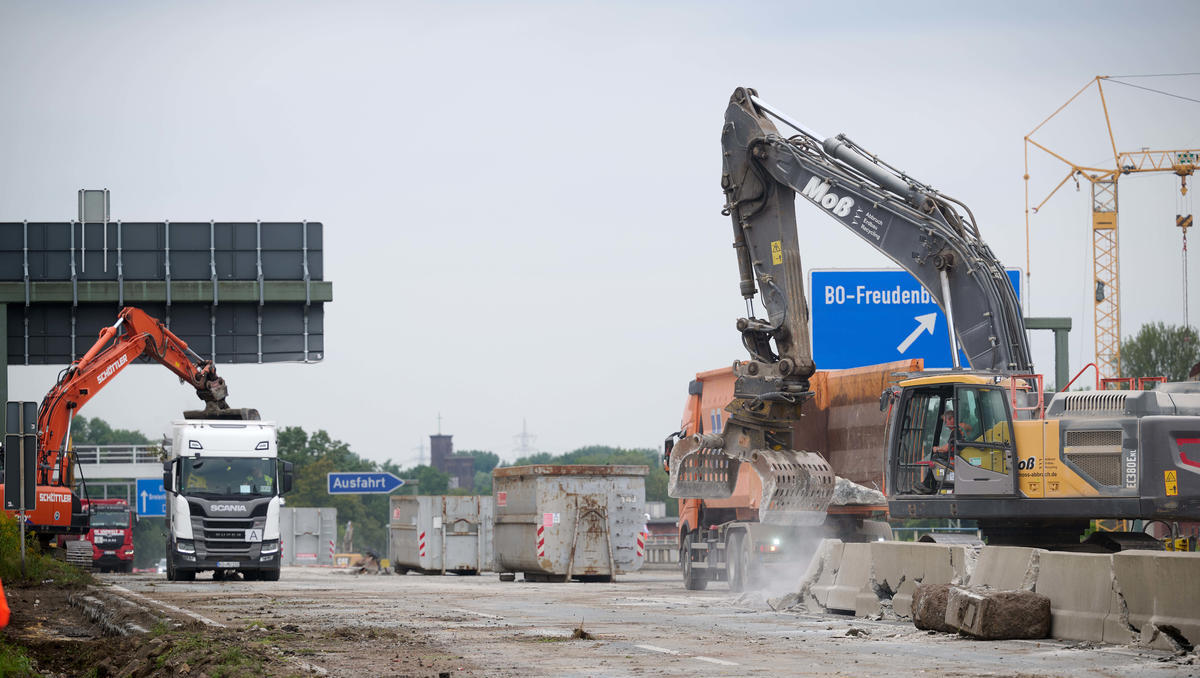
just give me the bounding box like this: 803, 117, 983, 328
668, 87, 1199, 552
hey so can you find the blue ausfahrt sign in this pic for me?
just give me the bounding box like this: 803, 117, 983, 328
810, 268, 1021, 369
327, 472, 405, 495
135, 478, 167, 517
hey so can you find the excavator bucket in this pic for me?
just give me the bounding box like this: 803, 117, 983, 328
748, 448, 836, 526
668, 434, 836, 525
667, 434, 740, 499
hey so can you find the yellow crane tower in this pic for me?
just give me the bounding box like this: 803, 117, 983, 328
1024, 75, 1199, 380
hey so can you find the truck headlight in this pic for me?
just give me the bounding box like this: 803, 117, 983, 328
260, 539, 279, 555
176, 539, 195, 554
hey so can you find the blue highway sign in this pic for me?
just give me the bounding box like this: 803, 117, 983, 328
135, 478, 167, 517
810, 269, 1021, 369
327, 472, 405, 494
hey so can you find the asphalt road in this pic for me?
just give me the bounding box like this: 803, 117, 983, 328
103, 567, 1194, 678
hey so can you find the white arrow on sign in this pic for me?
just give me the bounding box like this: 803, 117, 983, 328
140, 489, 149, 514
897, 313, 938, 354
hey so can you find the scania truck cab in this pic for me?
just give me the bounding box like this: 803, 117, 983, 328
163, 419, 293, 581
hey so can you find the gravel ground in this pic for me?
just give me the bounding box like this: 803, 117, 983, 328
90, 567, 1199, 678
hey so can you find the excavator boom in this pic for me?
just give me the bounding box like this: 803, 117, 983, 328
29, 307, 256, 523
668, 87, 1031, 525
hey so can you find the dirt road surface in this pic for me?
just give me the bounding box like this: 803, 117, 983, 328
102, 567, 1194, 678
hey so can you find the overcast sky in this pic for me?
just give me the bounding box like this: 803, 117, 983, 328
2, 1, 1198, 466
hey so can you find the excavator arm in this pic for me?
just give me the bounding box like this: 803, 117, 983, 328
668, 87, 1031, 525
35, 306, 255, 489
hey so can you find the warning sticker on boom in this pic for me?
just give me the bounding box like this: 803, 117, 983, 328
771, 241, 782, 265
1165, 470, 1179, 497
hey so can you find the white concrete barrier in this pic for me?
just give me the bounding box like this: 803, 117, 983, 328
868, 541, 969, 618
1035, 552, 1116, 642
967, 546, 1042, 590
805, 540, 845, 609
825, 542, 870, 613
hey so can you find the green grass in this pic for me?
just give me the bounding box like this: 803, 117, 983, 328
0, 514, 95, 588
0, 636, 37, 677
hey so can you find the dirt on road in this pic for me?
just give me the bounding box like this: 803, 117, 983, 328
3, 567, 1197, 678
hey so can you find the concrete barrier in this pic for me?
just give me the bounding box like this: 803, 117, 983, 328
967, 546, 1042, 590
1034, 552, 1116, 642
1146, 551, 1200, 651
865, 541, 969, 618
1104, 550, 1157, 646
824, 542, 870, 613
805, 540, 845, 609
1106, 550, 1200, 650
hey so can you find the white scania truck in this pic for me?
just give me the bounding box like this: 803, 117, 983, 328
162, 419, 293, 581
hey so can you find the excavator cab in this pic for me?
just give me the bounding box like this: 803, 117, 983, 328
888, 375, 1018, 497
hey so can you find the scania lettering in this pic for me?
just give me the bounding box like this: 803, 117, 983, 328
163, 419, 293, 582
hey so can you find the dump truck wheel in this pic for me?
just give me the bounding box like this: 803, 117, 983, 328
682, 531, 707, 591
727, 532, 746, 592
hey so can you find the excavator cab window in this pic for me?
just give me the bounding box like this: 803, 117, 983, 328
895, 388, 956, 494
954, 386, 1013, 475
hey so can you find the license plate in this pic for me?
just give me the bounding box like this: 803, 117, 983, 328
103, 550, 115, 555
217, 561, 240, 568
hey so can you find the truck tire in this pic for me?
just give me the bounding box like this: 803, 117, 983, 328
176, 568, 196, 582
727, 531, 746, 592
682, 530, 707, 591
260, 567, 281, 582
166, 559, 176, 581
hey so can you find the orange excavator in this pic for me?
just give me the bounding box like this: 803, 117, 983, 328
3, 306, 255, 540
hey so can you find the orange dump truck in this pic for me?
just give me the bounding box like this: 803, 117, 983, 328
670, 359, 920, 591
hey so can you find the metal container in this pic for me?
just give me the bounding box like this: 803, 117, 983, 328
388, 495, 494, 574
279, 507, 337, 566
492, 465, 647, 582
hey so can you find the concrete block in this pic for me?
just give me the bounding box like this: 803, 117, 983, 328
1035, 552, 1116, 643
911, 583, 956, 633
825, 542, 871, 613
805, 540, 845, 609
945, 586, 1051, 640
1105, 550, 1158, 646
1145, 551, 1200, 651
967, 546, 1043, 590
870, 541, 968, 618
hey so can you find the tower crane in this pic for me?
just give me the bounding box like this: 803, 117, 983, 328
1024, 75, 1200, 379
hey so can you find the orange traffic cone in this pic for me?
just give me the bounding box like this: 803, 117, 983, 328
0, 578, 9, 628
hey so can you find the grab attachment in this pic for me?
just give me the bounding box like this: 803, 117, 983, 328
667, 432, 835, 526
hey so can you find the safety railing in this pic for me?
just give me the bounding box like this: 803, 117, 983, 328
72, 445, 164, 465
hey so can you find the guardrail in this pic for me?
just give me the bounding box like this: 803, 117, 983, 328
72, 445, 163, 465
644, 535, 679, 567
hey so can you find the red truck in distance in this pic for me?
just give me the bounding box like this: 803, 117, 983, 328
83, 499, 134, 572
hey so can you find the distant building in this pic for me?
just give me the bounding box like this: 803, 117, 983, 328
430, 433, 475, 491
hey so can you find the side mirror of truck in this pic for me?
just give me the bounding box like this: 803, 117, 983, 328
280, 461, 294, 494
162, 460, 174, 493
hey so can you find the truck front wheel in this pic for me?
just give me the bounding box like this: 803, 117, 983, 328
682, 530, 707, 591
260, 568, 280, 582
727, 532, 747, 592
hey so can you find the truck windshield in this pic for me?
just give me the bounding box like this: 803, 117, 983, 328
90, 511, 130, 528
180, 457, 276, 497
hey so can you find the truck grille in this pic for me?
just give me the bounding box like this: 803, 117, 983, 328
193, 516, 262, 555
1064, 429, 1123, 486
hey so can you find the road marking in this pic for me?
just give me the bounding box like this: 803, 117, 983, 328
695, 656, 739, 666
635, 644, 680, 655
108, 584, 227, 628
447, 607, 502, 620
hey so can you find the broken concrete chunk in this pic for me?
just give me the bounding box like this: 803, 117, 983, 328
911, 583, 957, 633
945, 586, 1050, 640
